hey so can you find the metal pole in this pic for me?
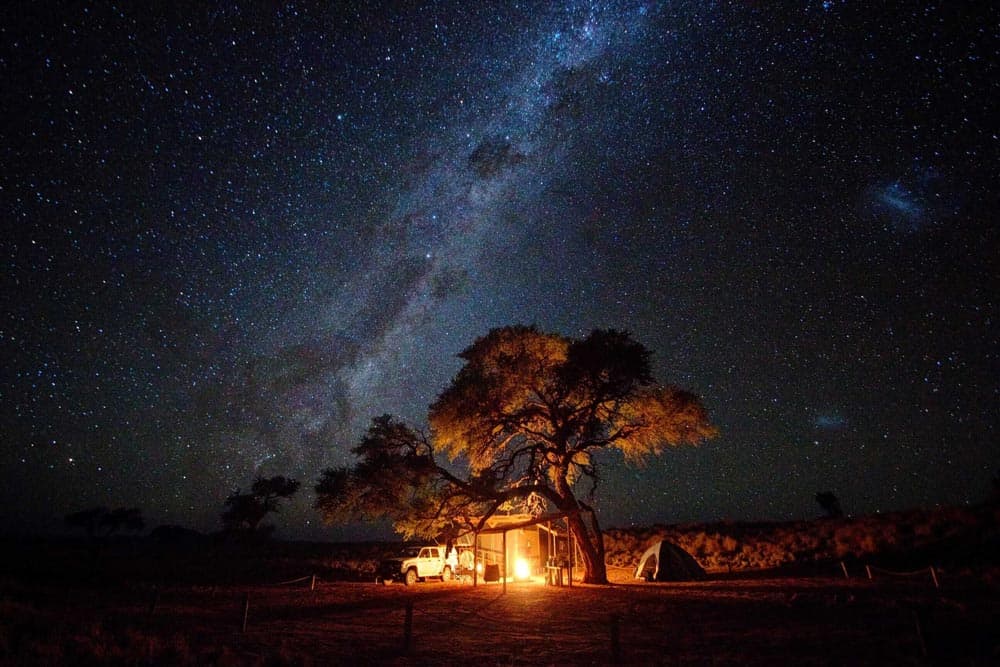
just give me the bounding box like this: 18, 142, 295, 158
567, 522, 573, 587
473, 532, 479, 587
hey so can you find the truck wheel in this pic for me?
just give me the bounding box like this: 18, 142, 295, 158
404, 567, 418, 586
441, 565, 452, 582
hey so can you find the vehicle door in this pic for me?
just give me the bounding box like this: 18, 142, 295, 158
417, 547, 438, 577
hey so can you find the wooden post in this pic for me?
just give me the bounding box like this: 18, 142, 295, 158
402, 601, 413, 653
865, 565, 873, 580
502, 530, 508, 595
610, 614, 621, 661
310, 574, 316, 591
473, 532, 479, 588
929, 566, 939, 589
912, 609, 927, 656
148, 587, 160, 616
840, 561, 849, 579
548, 520, 553, 568
241, 592, 250, 633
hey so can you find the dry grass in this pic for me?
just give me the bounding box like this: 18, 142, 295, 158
2, 563, 998, 664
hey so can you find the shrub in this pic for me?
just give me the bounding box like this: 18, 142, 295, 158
605, 504, 994, 573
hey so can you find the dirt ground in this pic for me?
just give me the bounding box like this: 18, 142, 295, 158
5, 565, 996, 665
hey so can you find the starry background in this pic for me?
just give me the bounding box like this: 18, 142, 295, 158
2, 1, 997, 539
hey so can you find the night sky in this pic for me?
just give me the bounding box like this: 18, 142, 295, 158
2, 2, 997, 539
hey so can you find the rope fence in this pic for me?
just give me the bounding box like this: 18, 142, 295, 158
865, 564, 940, 589
221, 572, 514, 640
239, 573, 322, 633
838, 561, 940, 589
214, 574, 579, 655
139, 567, 947, 660
172, 572, 605, 655
269, 574, 318, 589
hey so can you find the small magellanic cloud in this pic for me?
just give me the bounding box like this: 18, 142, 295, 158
814, 414, 847, 429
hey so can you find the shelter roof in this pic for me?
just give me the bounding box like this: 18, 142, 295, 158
469, 511, 573, 535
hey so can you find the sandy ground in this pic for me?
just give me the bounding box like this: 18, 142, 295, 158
13, 565, 992, 665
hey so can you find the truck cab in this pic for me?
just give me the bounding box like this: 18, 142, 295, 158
377, 545, 453, 585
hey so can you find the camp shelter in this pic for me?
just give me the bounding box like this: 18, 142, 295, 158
457, 512, 576, 588
634, 540, 706, 581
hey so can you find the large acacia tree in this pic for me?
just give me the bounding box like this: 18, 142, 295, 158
316, 325, 716, 584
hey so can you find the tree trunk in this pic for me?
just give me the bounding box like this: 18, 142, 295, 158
565, 508, 608, 584
554, 473, 608, 584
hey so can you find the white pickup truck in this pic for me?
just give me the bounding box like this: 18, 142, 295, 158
377, 545, 454, 585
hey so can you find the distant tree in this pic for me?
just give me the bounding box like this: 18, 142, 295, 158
815, 491, 844, 518
315, 325, 716, 584
65, 507, 106, 538
104, 507, 145, 533
222, 475, 301, 536
149, 524, 205, 545
65, 506, 145, 539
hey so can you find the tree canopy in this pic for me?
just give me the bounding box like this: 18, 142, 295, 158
315, 325, 716, 583
222, 475, 301, 537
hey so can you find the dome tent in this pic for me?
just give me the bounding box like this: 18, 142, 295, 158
634, 540, 706, 582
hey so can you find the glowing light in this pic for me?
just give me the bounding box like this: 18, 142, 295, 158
514, 558, 531, 580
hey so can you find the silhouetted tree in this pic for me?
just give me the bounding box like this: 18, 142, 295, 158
65, 506, 145, 539
222, 475, 300, 535
815, 491, 844, 518
315, 326, 716, 584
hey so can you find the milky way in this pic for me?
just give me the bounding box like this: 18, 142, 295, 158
2, 1, 997, 538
